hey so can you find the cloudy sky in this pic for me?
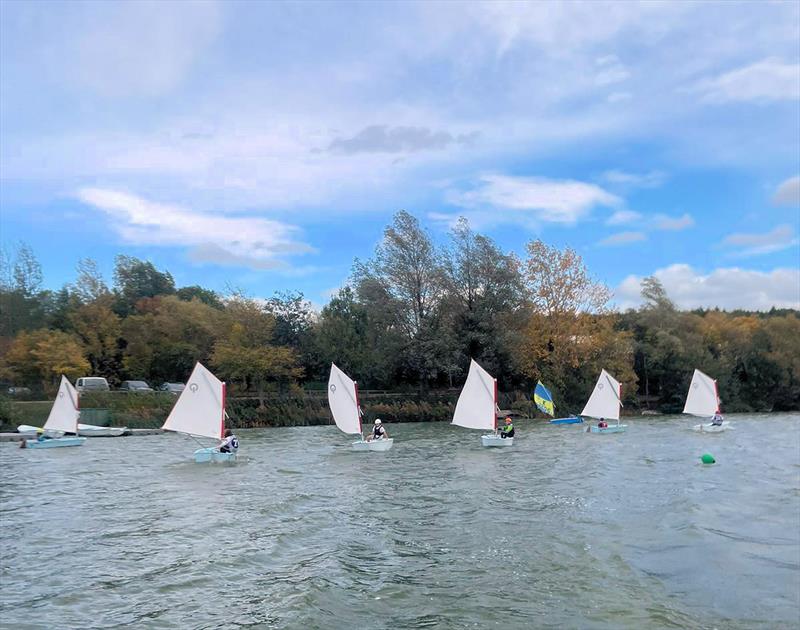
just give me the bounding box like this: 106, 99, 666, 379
1, 0, 798, 310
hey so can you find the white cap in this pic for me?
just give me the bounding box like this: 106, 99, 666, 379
374, 419, 382, 425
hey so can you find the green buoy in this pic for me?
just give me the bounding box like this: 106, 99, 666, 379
701, 453, 716, 464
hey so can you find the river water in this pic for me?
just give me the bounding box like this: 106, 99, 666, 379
1, 413, 798, 629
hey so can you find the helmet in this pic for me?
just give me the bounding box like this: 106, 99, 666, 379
504, 416, 512, 423
374, 419, 382, 425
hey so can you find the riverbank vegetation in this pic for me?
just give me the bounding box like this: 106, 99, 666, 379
1, 211, 798, 429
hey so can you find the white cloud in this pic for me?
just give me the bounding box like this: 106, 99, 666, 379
594, 55, 630, 86
447, 174, 620, 224
653, 213, 695, 231
722, 224, 799, 257
695, 58, 800, 104
615, 264, 800, 310
772, 176, 800, 206
76, 188, 313, 270
602, 170, 667, 188
605, 210, 642, 226
599, 231, 647, 246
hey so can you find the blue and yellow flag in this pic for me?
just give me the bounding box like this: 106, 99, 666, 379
534, 381, 555, 416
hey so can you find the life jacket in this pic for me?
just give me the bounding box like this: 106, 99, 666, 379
373, 425, 385, 438
501, 422, 514, 434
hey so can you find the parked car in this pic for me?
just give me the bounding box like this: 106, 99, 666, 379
159, 382, 185, 395
76, 377, 110, 392
119, 380, 153, 392
7, 386, 32, 396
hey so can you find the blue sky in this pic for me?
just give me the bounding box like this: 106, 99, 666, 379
1, 0, 799, 310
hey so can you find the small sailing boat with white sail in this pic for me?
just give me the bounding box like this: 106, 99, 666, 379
684, 369, 730, 432
582, 369, 625, 434
162, 362, 236, 463
452, 359, 511, 447
328, 363, 393, 451
20, 376, 86, 448
535, 381, 582, 424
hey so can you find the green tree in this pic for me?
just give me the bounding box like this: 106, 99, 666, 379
1, 329, 89, 390
113, 255, 175, 316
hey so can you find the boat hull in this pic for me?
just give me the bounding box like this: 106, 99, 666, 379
549, 416, 583, 425
693, 421, 731, 433
194, 447, 237, 463
352, 438, 394, 452
481, 434, 513, 447
589, 425, 627, 434
77, 423, 128, 437
23, 437, 86, 448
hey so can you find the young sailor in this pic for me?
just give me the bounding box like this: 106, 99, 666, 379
597, 418, 608, 429
500, 416, 515, 438
218, 428, 239, 453
711, 410, 724, 426
366, 418, 388, 441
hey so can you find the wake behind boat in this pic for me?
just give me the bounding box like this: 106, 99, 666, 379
20, 376, 86, 449
452, 359, 512, 447
582, 369, 625, 434
162, 362, 237, 463
328, 363, 393, 451
684, 369, 730, 432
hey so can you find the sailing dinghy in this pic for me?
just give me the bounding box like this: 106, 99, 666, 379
535, 381, 582, 424
21, 376, 86, 448
162, 362, 236, 463
583, 369, 625, 434
452, 359, 511, 447
684, 369, 730, 432
328, 363, 393, 451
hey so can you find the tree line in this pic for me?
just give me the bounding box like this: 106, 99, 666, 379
1, 211, 798, 417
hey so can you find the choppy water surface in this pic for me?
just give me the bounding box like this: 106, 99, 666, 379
1, 414, 799, 629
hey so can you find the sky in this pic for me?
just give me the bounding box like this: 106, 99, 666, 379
1, 0, 799, 311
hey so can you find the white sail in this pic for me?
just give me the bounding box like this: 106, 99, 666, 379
452, 359, 497, 431
682, 369, 719, 417
162, 362, 224, 440
581, 369, 622, 420
43, 375, 80, 433
328, 363, 362, 435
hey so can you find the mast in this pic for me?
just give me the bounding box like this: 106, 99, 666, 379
493, 378, 498, 431
713, 379, 720, 412
354, 380, 362, 434
220, 381, 226, 439
617, 382, 622, 426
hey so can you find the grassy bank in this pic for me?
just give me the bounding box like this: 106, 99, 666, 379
0, 390, 539, 432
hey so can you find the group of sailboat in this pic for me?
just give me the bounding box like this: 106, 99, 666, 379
18, 360, 730, 459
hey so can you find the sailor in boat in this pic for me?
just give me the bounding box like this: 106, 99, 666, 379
711, 410, 724, 426
217, 429, 239, 454
597, 418, 608, 429
500, 416, 515, 439
365, 418, 388, 442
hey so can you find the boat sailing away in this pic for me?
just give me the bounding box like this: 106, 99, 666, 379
20, 376, 86, 448
162, 362, 236, 463
535, 381, 582, 424
328, 363, 393, 451
583, 369, 626, 434
684, 369, 730, 432
452, 359, 511, 447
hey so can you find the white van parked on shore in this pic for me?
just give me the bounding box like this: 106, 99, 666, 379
76, 377, 110, 392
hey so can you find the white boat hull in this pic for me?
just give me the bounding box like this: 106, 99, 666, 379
693, 421, 731, 433
194, 447, 237, 463
352, 438, 394, 452
589, 424, 627, 434
481, 434, 513, 447
17, 425, 66, 438
77, 423, 128, 437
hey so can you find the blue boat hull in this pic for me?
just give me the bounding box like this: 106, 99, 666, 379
24, 437, 86, 448
550, 416, 583, 425
194, 447, 237, 463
